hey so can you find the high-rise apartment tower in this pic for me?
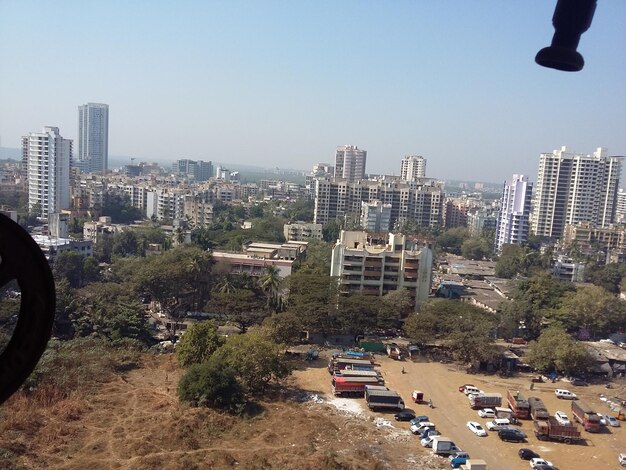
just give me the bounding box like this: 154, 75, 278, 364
530, 146, 621, 238
23, 126, 72, 218
334, 145, 366, 182
78, 103, 109, 173
494, 174, 533, 253
400, 155, 426, 180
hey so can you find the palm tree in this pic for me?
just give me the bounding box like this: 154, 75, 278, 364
260, 265, 281, 310
173, 227, 185, 245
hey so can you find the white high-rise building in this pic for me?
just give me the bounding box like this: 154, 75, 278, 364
23, 126, 72, 218
78, 103, 109, 173
334, 145, 366, 182
400, 155, 426, 180
530, 146, 622, 239
494, 174, 533, 253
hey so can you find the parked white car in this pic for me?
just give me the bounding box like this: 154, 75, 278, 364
478, 408, 496, 418
554, 411, 571, 425
605, 415, 621, 427
619, 453, 626, 466
555, 389, 577, 399
530, 458, 553, 468
467, 421, 487, 437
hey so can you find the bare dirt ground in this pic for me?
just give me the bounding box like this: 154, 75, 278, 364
1, 351, 623, 470
0, 354, 441, 470
299, 352, 624, 470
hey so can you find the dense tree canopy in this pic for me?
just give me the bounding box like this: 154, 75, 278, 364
176, 320, 224, 366
525, 326, 594, 376
498, 272, 573, 340
436, 228, 469, 255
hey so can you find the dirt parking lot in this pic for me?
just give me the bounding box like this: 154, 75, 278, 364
293, 351, 626, 470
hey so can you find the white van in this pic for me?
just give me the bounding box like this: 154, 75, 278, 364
486, 418, 511, 431
555, 389, 577, 400
464, 385, 481, 396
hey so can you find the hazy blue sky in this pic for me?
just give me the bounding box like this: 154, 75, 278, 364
1, 1, 625, 182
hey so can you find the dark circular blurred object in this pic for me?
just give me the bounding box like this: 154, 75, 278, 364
0, 214, 55, 404
535, 0, 597, 72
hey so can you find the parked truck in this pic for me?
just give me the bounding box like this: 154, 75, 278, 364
571, 400, 601, 432
334, 369, 384, 383
494, 406, 515, 420
364, 386, 405, 411
431, 437, 462, 456
331, 376, 384, 397
469, 393, 502, 410
507, 390, 530, 419
328, 358, 376, 374
534, 417, 582, 444
528, 396, 550, 420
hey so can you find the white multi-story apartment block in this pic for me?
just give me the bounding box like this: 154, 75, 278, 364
531, 146, 622, 239
23, 126, 72, 218
184, 194, 215, 228
360, 200, 392, 232
334, 145, 366, 182
77, 103, 109, 173
495, 174, 533, 253
400, 155, 426, 181
314, 178, 443, 228
330, 231, 433, 309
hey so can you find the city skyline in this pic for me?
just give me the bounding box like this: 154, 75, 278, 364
1, 2, 625, 182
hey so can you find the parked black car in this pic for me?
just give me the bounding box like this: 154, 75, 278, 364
394, 410, 416, 421
499, 428, 525, 442
518, 448, 540, 460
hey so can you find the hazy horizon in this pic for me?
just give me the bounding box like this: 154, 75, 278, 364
1, 1, 625, 182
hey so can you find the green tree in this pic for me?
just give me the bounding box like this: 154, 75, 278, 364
498, 272, 573, 340
436, 228, 469, 255
461, 237, 492, 260
526, 326, 594, 376
53, 251, 85, 288
71, 282, 151, 343
553, 285, 625, 339
260, 265, 282, 310
586, 262, 626, 294
206, 288, 268, 333
322, 218, 342, 242
176, 320, 224, 366
286, 269, 339, 333
83, 256, 100, 284
261, 312, 303, 345
209, 332, 292, 393
403, 312, 438, 346
102, 193, 143, 223
178, 361, 245, 412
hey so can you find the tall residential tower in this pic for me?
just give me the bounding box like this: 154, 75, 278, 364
400, 155, 426, 181
78, 102, 109, 173
23, 126, 72, 218
530, 146, 621, 239
494, 174, 533, 253
334, 145, 366, 182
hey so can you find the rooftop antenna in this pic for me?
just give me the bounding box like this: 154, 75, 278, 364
536, 0, 597, 72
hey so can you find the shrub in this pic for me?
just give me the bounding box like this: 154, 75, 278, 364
178, 361, 245, 413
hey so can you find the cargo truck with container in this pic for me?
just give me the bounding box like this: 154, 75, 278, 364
507, 390, 530, 419
334, 369, 384, 382
431, 437, 462, 456
528, 396, 550, 420
331, 376, 384, 397
571, 400, 601, 432
364, 385, 405, 411
469, 393, 502, 410
533, 417, 582, 444
328, 358, 376, 374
